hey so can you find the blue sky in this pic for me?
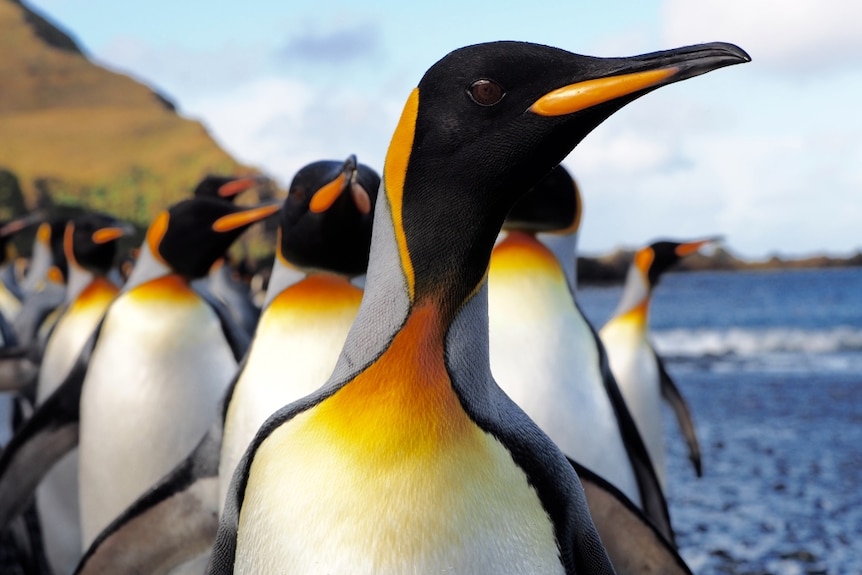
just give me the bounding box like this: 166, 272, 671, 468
27, 0, 862, 259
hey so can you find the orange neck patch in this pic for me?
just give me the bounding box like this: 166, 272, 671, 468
308, 302, 469, 461
618, 298, 650, 329
491, 231, 564, 279
146, 212, 170, 266
128, 274, 197, 304
268, 273, 362, 315
70, 277, 118, 313
384, 87, 419, 301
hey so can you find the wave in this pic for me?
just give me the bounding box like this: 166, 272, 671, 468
652, 326, 862, 374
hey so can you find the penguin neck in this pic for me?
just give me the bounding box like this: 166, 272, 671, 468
611, 264, 651, 326
122, 242, 175, 293
328, 192, 492, 386
262, 256, 307, 309
20, 240, 51, 293
65, 263, 97, 304
535, 230, 578, 294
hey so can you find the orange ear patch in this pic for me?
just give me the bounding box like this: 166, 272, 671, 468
634, 246, 655, 274
147, 212, 170, 263
384, 87, 420, 301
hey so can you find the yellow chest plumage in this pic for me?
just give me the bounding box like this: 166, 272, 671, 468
235, 304, 565, 574
220, 274, 363, 507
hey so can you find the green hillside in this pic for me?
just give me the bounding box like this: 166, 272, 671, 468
0, 0, 248, 228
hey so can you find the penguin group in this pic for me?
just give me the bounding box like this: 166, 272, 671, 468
0, 37, 749, 575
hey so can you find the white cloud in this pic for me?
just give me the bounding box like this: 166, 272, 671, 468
93, 36, 268, 106
187, 76, 402, 188
662, 0, 862, 76
570, 112, 862, 258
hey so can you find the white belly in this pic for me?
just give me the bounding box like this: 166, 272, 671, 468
219, 299, 357, 509
489, 274, 641, 507
600, 320, 666, 488
78, 291, 237, 546
38, 305, 105, 401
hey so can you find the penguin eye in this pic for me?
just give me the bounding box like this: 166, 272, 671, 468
289, 188, 306, 203
468, 79, 505, 106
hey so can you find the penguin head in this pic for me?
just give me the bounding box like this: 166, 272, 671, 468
636, 238, 721, 288
192, 174, 267, 202
145, 196, 281, 279
503, 164, 581, 235
385, 40, 748, 308
63, 213, 133, 275
278, 155, 380, 277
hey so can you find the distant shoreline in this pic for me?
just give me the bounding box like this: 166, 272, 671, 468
577, 247, 862, 284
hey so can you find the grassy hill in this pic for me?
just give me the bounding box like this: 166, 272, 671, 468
0, 0, 247, 228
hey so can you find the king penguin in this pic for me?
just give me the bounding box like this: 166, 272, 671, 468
76, 196, 279, 548
207, 41, 748, 575
34, 213, 131, 575
2, 219, 69, 426
219, 156, 378, 507
72, 156, 379, 575
488, 165, 676, 545
600, 238, 716, 490
192, 174, 270, 338
12, 218, 70, 355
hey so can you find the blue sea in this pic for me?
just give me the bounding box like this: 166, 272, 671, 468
579, 267, 862, 575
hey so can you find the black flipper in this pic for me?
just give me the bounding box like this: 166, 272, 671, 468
0, 327, 98, 528
569, 458, 693, 575
4, 508, 51, 575
74, 420, 223, 575
654, 348, 702, 477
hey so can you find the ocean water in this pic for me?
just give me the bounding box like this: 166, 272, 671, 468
579, 267, 862, 575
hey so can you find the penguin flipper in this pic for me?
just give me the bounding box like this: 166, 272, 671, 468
0, 328, 96, 527
75, 423, 223, 575
654, 349, 702, 476
569, 458, 693, 575
589, 323, 675, 545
